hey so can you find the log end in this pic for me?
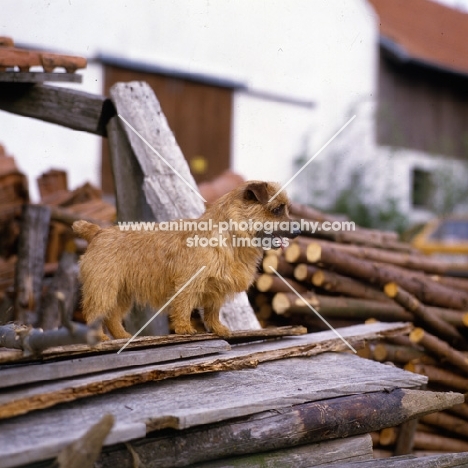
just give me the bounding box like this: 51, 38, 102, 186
272, 293, 291, 315
294, 263, 308, 282
306, 242, 321, 263
312, 270, 324, 287
284, 243, 300, 263
256, 274, 274, 293
409, 327, 425, 344
262, 255, 278, 273
384, 282, 399, 298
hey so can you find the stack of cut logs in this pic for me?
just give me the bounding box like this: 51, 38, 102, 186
250, 202, 468, 457
0, 146, 115, 326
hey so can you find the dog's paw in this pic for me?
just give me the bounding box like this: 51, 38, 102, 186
174, 325, 198, 335
212, 324, 231, 337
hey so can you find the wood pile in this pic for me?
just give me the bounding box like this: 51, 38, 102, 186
249, 202, 468, 457
0, 147, 115, 326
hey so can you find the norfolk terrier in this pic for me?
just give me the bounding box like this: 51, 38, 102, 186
73, 181, 299, 340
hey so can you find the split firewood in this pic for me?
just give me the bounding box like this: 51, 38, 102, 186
272, 292, 413, 322
14, 204, 51, 325
384, 283, 464, 345
256, 274, 307, 294
37, 251, 80, 330
409, 328, 468, 376
313, 269, 390, 302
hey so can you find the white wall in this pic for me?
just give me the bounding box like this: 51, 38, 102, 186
0, 0, 377, 202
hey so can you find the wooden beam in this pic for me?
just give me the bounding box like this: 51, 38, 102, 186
96, 389, 460, 468
0, 83, 115, 136
104, 435, 374, 468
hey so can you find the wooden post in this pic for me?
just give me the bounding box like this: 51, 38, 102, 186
109, 81, 260, 331
14, 204, 51, 325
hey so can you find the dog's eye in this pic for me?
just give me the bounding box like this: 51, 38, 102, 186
271, 204, 285, 216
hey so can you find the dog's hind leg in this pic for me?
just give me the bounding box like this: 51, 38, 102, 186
203, 298, 231, 337
104, 294, 132, 340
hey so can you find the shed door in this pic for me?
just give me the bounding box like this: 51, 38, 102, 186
102, 65, 233, 194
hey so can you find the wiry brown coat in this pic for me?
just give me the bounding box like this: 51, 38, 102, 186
73, 181, 296, 340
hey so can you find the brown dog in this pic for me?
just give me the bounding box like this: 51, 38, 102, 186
73, 181, 299, 340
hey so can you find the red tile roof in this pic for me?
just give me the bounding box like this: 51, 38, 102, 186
368, 0, 468, 75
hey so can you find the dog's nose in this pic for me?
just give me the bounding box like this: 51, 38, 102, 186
291, 228, 301, 238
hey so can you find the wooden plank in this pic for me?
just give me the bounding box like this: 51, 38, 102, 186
177, 435, 374, 467
0, 340, 230, 389
109, 81, 260, 332
325, 451, 468, 467
0, 325, 306, 364
97, 389, 461, 468
0, 72, 82, 83
0, 323, 416, 420
0, 83, 115, 135
13, 204, 51, 325
3, 385, 459, 468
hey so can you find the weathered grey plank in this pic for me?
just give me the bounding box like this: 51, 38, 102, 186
14, 205, 51, 325
109, 81, 260, 331
0, 325, 305, 364
0, 342, 430, 467
186, 435, 374, 467
324, 452, 468, 467
97, 390, 461, 468
0, 322, 415, 419
0, 340, 230, 388
0, 83, 115, 135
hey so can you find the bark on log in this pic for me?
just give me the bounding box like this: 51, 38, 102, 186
385, 283, 464, 345
413, 430, 468, 452
405, 362, 468, 392
421, 411, 468, 440
272, 292, 413, 322
448, 403, 468, 421
313, 269, 390, 302
97, 389, 461, 468
293, 263, 320, 282
372, 343, 436, 365
262, 254, 296, 277
394, 418, 418, 455
409, 328, 468, 375
256, 273, 307, 294
298, 238, 459, 275
306, 242, 468, 310
14, 204, 51, 325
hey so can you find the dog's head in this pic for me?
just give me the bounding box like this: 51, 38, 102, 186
221, 180, 300, 250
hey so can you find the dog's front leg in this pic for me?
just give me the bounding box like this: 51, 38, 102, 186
203, 300, 231, 337
170, 294, 198, 335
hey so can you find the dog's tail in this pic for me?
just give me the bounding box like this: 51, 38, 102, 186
72, 220, 101, 243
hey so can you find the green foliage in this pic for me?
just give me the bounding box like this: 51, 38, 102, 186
328, 171, 409, 234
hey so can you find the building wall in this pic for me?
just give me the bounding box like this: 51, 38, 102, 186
0, 0, 375, 202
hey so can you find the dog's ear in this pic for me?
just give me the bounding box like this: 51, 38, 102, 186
244, 182, 270, 204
